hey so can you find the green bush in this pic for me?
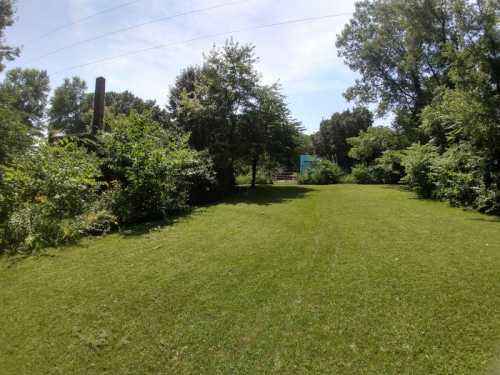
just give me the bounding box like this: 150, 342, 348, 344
476, 184, 500, 216
100, 112, 215, 223
431, 145, 481, 207
298, 160, 343, 185
374, 151, 405, 184
1, 141, 115, 253
398, 143, 500, 214
401, 144, 439, 198
349, 164, 373, 184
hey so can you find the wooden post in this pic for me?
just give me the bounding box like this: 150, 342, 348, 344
92, 77, 106, 135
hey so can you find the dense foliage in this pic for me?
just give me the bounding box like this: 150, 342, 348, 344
332, 0, 500, 214
48, 77, 88, 136
0, 68, 50, 131
0, 112, 215, 253
99, 112, 214, 224
0, 6, 301, 253
1, 141, 112, 252
170, 40, 301, 191
312, 107, 372, 170
298, 160, 343, 185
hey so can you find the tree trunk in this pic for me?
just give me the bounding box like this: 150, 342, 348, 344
251, 157, 258, 188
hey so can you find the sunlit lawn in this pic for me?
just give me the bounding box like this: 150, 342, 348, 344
1, 185, 500, 375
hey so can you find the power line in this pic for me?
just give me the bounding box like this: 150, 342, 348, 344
25, 0, 250, 64
53, 13, 351, 75
23, 0, 142, 45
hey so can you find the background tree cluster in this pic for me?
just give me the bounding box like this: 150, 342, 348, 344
332, 0, 500, 213
312, 107, 373, 170
169, 40, 301, 190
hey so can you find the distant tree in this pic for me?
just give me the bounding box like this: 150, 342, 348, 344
0, 0, 19, 72
48, 77, 88, 136
296, 133, 314, 156
312, 107, 373, 170
170, 40, 260, 192
0, 68, 50, 131
168, 66, 201, 114
239, 84, 300, 187
348, 126, 406, 165
99, 91, 169, 126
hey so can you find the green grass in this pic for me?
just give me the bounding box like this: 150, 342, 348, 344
1, 185, 500, 375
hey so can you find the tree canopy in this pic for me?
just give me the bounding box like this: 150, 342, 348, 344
312, 107, 373, 170
336, 0, 499, 140
170, 39, 301, 191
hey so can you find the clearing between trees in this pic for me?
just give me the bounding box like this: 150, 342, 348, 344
1, 185, 500, 375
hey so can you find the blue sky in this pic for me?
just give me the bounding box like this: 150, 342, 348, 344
3, 0, 375, 133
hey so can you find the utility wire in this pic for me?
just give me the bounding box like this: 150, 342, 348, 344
25, 0, 250, 63
23, 0, 142, 45
53, 12, 351, 75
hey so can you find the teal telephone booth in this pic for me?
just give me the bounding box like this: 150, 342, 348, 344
300, 155, 316, 175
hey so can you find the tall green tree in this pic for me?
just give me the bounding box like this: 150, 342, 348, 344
0, 68, 50, 131
0, 0, 19, 72
312, 107, 373, 170
48, 77, 88, 136
170, 40, 260, 192
336, 0, 475, 139
240, 84, 300, 187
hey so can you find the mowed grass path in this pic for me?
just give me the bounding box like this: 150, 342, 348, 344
1, 185, 500, 375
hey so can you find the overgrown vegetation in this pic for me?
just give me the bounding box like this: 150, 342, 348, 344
298, 160, 343, 185
306, 0, 500, 214
1, 141, 107, 251
99, 112, 215, 224
0, 111, 215, 253
0, 5, 302, 253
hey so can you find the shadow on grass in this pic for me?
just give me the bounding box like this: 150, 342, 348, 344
381, 185, 500, 221
468, 217, 500, 223
2, 186, 313, 259
224, 185, 314, 206
120, 185, 314, 237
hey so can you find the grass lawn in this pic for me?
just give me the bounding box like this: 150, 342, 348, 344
1, 185, 500, 375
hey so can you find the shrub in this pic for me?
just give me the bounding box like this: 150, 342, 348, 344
373, 150, 405, 184
476, 184, 500, 216
298, 160, 343, 185
349, 164, 373, 184
431, 145, 481, 207
401, 144, 439, 198
100, 112, 215, 223
1, 141, 114, 253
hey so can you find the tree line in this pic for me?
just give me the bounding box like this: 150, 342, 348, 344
308, 0, 499, 215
